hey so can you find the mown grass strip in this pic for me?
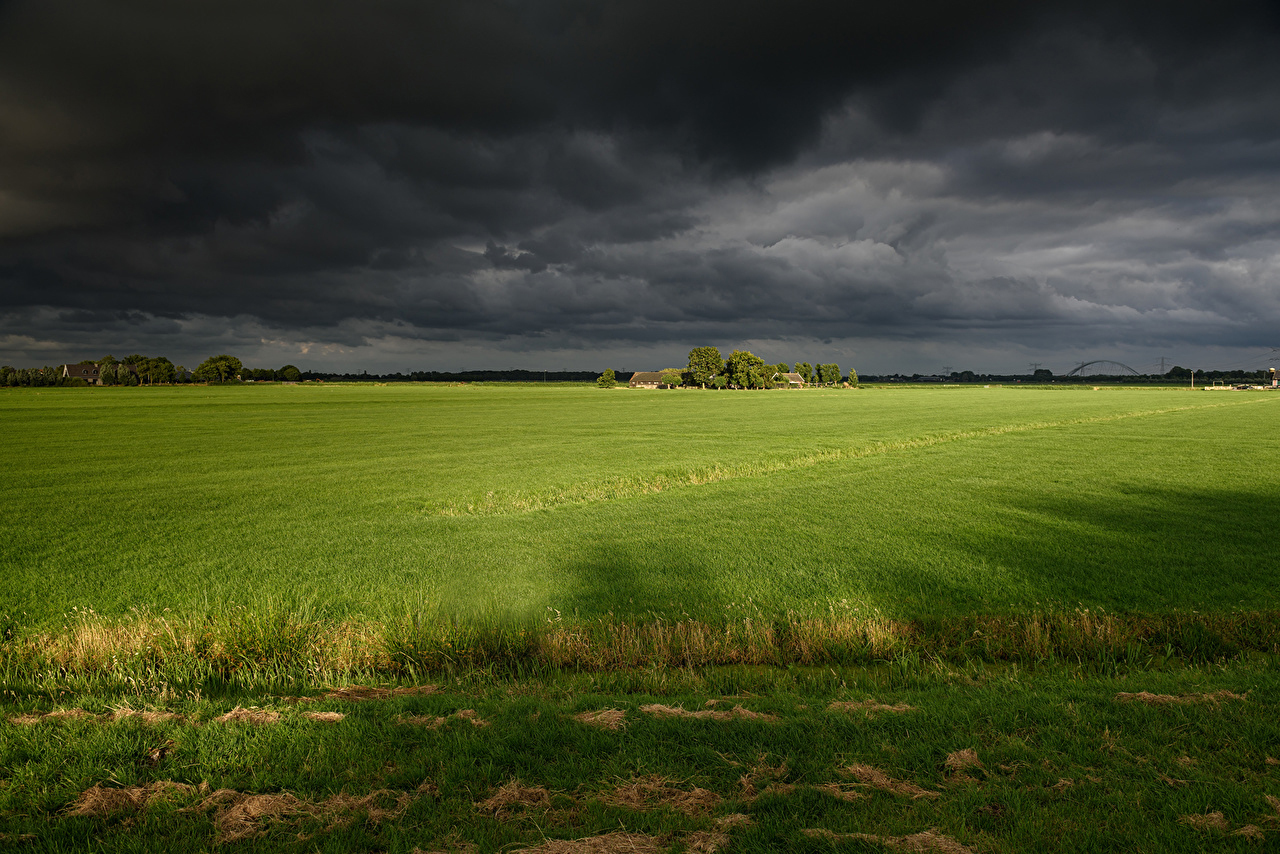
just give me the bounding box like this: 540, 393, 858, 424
430, 397, 1278, 516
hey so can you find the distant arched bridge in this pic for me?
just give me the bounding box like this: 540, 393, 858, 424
1063, 360, 1142, 377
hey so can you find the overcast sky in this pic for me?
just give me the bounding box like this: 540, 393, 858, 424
2, 1, 1279, 375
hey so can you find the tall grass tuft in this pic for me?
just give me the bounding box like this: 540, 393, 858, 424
3, 607, 1276, 692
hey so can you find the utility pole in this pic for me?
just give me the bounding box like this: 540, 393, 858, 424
1158, 356, 1170, 374
942, 365, 953, 376
1191, 369, 1195, 390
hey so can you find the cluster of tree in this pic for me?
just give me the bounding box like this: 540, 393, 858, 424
0, 365, 64, 387
96, 354, 186, 385
598, 348, 856, 389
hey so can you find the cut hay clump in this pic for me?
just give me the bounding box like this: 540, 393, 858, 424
304, 711, 345, 723
12, 709, 98, 725
476, 780, 552, 817
814, 782, 867, 802
1179, 812, 1229, 832
639, 703, 779, 723
66, 781, 201, 816
828, 700, 914, 717
684, 830, 729, 853
113, 708, 183, 724
324, 684, 438, 702
601, 775, 721, 816
1233, 825, 1266, 840
396, 709, 489, 728
843, 764, 940, 799
513, 832, 662, 853
192, 789, 305, 844
318, 789, 413, 824
573, 709, 626, 730
802, 828, 973, 853
214, 706, 280, 725
1115, 690, 1247, 706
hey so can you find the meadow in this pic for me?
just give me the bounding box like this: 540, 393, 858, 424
2, 383, 1278, 628
2, 383, 1278, 852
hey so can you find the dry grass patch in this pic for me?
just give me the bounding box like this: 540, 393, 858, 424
843, 764, 940, 799
214, 706, 280, 725
303, 711, 345, 723
476, 780, 552, 817
193, 789, 306, 844
803, 828, 973, 853
1234, 825, 1266, 840
684, 830, 729, 853
11, 709, 98, 725
324, 684, 439, 702
814, 782, 867, 802
1115, 690, 1247, 706
639, 703, 779, 723
1179, 812, 1229, 832
944, 749, 984, 784
828, 700, 915, 717
601, 775, 721, 816
395, 709, 489, 729
573, 709, 626, 730
113, 708, 183, 724
66, 781, 202, 816
738, 756, 791, 800
513, 832, 663, 854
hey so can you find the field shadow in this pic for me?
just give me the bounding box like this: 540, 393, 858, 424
550, 541, 733, 620
941, 482, 1280, 612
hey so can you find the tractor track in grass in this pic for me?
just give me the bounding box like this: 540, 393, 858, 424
429, 397, 1277, 517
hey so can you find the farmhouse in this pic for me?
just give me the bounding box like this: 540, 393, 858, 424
61, 362, 100, 384
628, 371, 666, 388
774, 372, 806, 388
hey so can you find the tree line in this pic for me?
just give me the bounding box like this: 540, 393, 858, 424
0, 353, 301, 387
597, 347, 857, 389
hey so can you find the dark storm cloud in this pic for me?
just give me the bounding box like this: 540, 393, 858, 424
2, 0, 1280, 372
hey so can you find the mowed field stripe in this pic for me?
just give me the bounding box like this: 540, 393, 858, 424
432, 396, 1277, 516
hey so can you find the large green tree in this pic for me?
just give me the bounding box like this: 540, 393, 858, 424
193, 354, 244, 383
686, 347, 723, 388
817, 363, 841, 385
278, 365, 301, 382
725, 350, 768, 389
596, 368, 617, 388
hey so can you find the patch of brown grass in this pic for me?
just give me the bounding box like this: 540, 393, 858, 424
112, 708, 183, 724
738, 756, 790, 800
639, 703, 779, 723
828, 700, 914, 717
944, 749, 983, 774
843, 764, 939, 799
319, 789, 413, 824
1265, 794, 1280, 816
684, 830, 729, 853
214, 706, 280, 724
1179, 812, 1229, 832
716, 814, 753, 829
1233, 825, 1266, 840
1115, 690, 1247, 706
814, 782, 867, 802
513, 832, 663, 854
476, 780, 551, 816
304, 711, 345, 723
601, 775, 721, 816
802, 828, 973, 853
66, 781, 201, 816
573, 709, 626, 730
394, 709, 487, 728
195, 789, 305, 843
324, 684, 439, 701
12, 709, 98, 725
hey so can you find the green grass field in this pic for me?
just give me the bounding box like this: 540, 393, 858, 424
2, 383, 1278, 625
3, 384, 1280, 851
